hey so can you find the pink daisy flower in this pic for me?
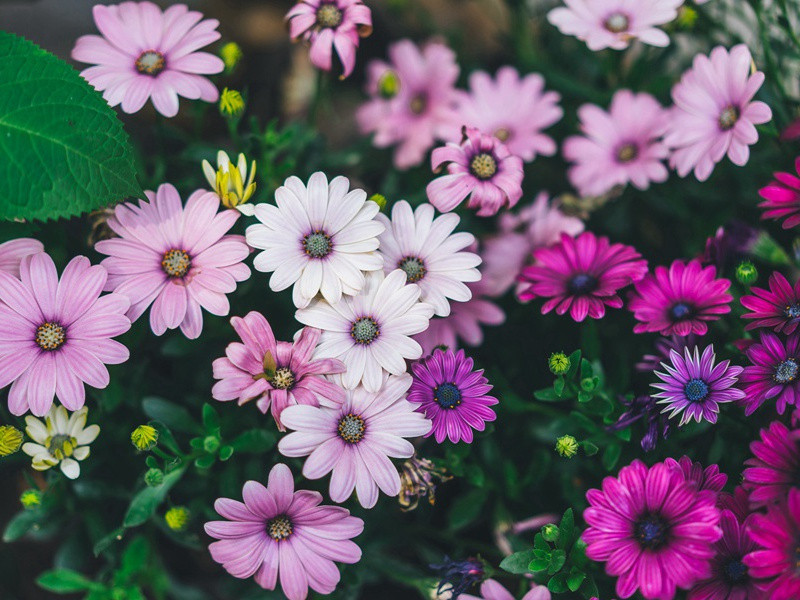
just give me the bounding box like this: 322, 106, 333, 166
277, 374, 432, 508
583, 459, 722, 600
376, 201, 481, 317
547, 0, 683, 51
740, 331, 800, 415
356, 39, 462, 170
455, 67, 562, 162
665, 455, 727, 493
95, 184, 250, 340
204, 463, 363, 600
462, 580, 551, 600
408, 348, 498, 444
517, 231, 648, 322
211, 311, 346, 430
759, 157, 800, 229
628, 259, 733, 336
427, 127, 524, 217
0, 253, 131, 416
741, 271, 800, 334
0, 239, 43, 277
71, 2, 224, 118
743, 420, 800, 508
665, 45, 772, 181
564, 90, 669, 197
286, 0, 372, 80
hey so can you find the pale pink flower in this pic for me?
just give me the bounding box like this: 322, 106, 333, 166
462, 580, 551, 600
95, 184, 250, 340
71, 2, 224, 117
0, 239, 43, 277
665, 45, 772, 181
564, 90, 670, 197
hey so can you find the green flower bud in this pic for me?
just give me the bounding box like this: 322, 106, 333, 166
144, 468, 165, 487
203, 435, 220, 454
548, 352, 571, 375
20, 489, 43, 509
555, 435, 579, 458
736, 261, 758, 285
165, 506, 190, 531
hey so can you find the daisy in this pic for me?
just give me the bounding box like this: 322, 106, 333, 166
564, 90, 669, 197
740, 331, 800, 415
547, 0, 683, 51
0, 253, 131, 416
741, 271, 800, 334
664, 455, 727, 493
202, 151, 257, 215
246, 172, 384, 310
205, 463, 363, 599
408, 348, 498, 444
376, 201, 481, 317
286, 0, 372, 79
211, 312, 346, 430
71, 2, 224, 117
517, 232, 648, 322
0, 238, 43, 277
759, 157, 800, 229
455, 67, 562, 162
427, 127, 524, 217
95, 184, 250, 339
462, 580, 551, 600
743, 420, 800, 508
277, 374, 432, 508
295, 270, 434, 392
665, 45, 772, 181
651, 345, 745, 426
22, 405, 100, 479
628, 259, 733, 336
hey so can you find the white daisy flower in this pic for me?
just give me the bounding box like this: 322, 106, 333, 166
202, 150, 257, 215
246, 172, 385, 309
22, 405, 100, 479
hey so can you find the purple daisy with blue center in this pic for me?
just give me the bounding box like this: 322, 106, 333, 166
651, 345, 745, 426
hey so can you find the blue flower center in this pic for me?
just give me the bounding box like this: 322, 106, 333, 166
350, 317, 379, 345
434, 383, 462, 409
723, 559, 748, 583
669, 302, 693, 321
337, 413, 366, 444
399, 256, 426, 283
684, 378, 709, 402
774, 359, 799, 384
302, 231, 332, 258
567, 273, 598, 295
785, 304, 800, 319
635, 514, 668, 550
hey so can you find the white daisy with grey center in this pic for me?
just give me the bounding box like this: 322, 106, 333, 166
22, 405, 100, 479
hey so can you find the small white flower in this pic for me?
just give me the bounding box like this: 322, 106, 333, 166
202, 150, 257, 215
22, 405, 99, 479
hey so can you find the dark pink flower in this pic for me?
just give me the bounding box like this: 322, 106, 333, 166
665, 455, 728, 493
740, 331, 800, 415
759, 157, 800, 229
743, 421, 800, 508
742, 272, 800, 334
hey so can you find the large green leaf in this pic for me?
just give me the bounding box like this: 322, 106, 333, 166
0, 32, 141, 222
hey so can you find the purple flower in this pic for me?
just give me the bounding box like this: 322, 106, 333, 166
462, 579, 551, 600
759, 157, 800, 229
431, 556, 485, 599
700, 220, 758, 270
636, 334, 698, 373
740, 331, 800, 415
741, 271, 800, 335
743, 420, 800, 508
665, 455, 727, 493
608, 395, 670, 452
0, 238, 43, 278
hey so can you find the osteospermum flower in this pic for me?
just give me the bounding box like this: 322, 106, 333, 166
628, 260, 733, 336
455, 67, 562, 162
22, 405, 100, 479
246, 172, 384, 310
547, 0, 683, 51
741, 271, 800, 334
204, 463, 363, 599
462, 580, 551, 600
564, 90, 669, 197
408, 348, 498, 444
0, 253, 131, 416
759, 157, 800, 229
651, 346, 745, 426
296, 270, 434, 392
583, 460, 722, 600
376, 201, 481, 317
665, 45, 772, 181
286, 0, 372, 79
0, 238, 43, 277
211, 311, 346, 430
743, 420, 800, 508
278, 374, 432, 508
427, 127, 524, 217
740, 331, 800, 415
71, 2, 224, 117
665, 455, 727, 493
517, 232, 648, 322
95, 184, 250, 339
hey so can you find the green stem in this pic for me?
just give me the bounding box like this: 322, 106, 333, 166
308, 69, 326, 126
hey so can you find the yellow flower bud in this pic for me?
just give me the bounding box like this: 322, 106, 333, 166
165, 506, 190, 531
0, 425, 23, 456
130, 425, 158, 451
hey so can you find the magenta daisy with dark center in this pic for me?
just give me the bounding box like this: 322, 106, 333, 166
408, 348, 498, 444
759, 157, 800, 229
740, 331, 800, 415
742, 271, 800, 334
665, 455, 727, 493
743, 420, 800, 508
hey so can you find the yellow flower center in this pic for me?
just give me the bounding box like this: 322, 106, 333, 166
36, 322, 65, 351
47, 434, 77, 460
317, 4, 343, 28
470, 153, 498, 180
136, 50, 166, 76
268, 515, 294, 540
162, 249, 191, 278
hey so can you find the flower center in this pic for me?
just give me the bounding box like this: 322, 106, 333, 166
410, 93, 427, 115
378, 70, 401, 98
316, 3, 343, 28
669, 302, 693, 321
604, 12, 630, 33
785, 304, 800, 319
338, 413, 366, 443
270, 367, 295, 390
719, 106, 740, 131
567, 273, 598, 295
350, 317, 379, 345
399, 256, 426, 283
616, 143, 638, 163
634, 514, 668, 550
47, 434, 76, 460
135, 50, 166, 76
684, 378, 709, 402
494, 128, 511, 142
434, 383, 462, 409
267, 515, 293, 541
302, 231, 332, 258
723, 559, 748, 584
470, 153, 498, 180
162, 249, 191, 278
774, 359, 799, 384
36, 322, 66, 351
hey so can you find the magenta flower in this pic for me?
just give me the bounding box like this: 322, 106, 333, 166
740, 331, 800, 415
356, 39, 462, 169
743, 420, 800, 508
665, 45, 772, 181
564, 90, 669, 197
0, 253, 131, 416
71, 2, 224, 117
205, 463, 363, 599
741, 271, 800, 334
517, 232, 648, 322
427, 127, 524, 217
408, 348, 497, 444
277, 374, 431, 508
628, 260, 733, 336
286, 0, 372, 79
462, 580, 551, 600
456, 67, 562, 162
651, 345, 745, 426
759, 157, 800, 229
583, 459, 722, 600
96, 184, 250, 340
211, 312, 346, 430
0, 238, 43, 277
665, 455, 727, 494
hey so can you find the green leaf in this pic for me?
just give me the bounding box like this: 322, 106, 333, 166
547, 572, 569, 594
3, 509, 41, 541
0, 32, 141, 222
602, 443, 622, 471
218, 445, 234, 461
567, 570, 586, 592
447, 488, 488, 530
123, 467, 185, 528
548, 549, 567, 573
202, 403, 220, 434
37, 569, 102, 593
553, 377, 565, 397
194, 454, 216, 469
229, 428, 276, 453
93, 527, 125, 557
499, 549, 536, 575
558, 509, 575, 550
534, 387, 560, 402
142, 397, 200, 434
120, 537, 150, 578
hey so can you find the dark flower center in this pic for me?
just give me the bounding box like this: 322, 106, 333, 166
785, 304, 800, 319
47, 433, 76, 459
135, 50, 165, 76
719, 106, 740, 131
316, 3, 343, 28
567, 273, 598, 295
267, 515, 293, 541
774, 359, 799, 384
494, 128, 511, 142
162, 249, 191, 278
684, 378, 710, 402
302, 231, 332, 258
36, 322, 66, 351
669, 302, 694, 321
634, 514, 669, 550
399, 256, 426, 283
604, 12, 630, 33
723, 559, 748, 584
338, 413, 366, 443
270, 367, 295, 390
434, 383, 462, 409
470, 153, 498, 180
350, 317, 380, 345
616, 143, 638, 163
410, 93, 427, 115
